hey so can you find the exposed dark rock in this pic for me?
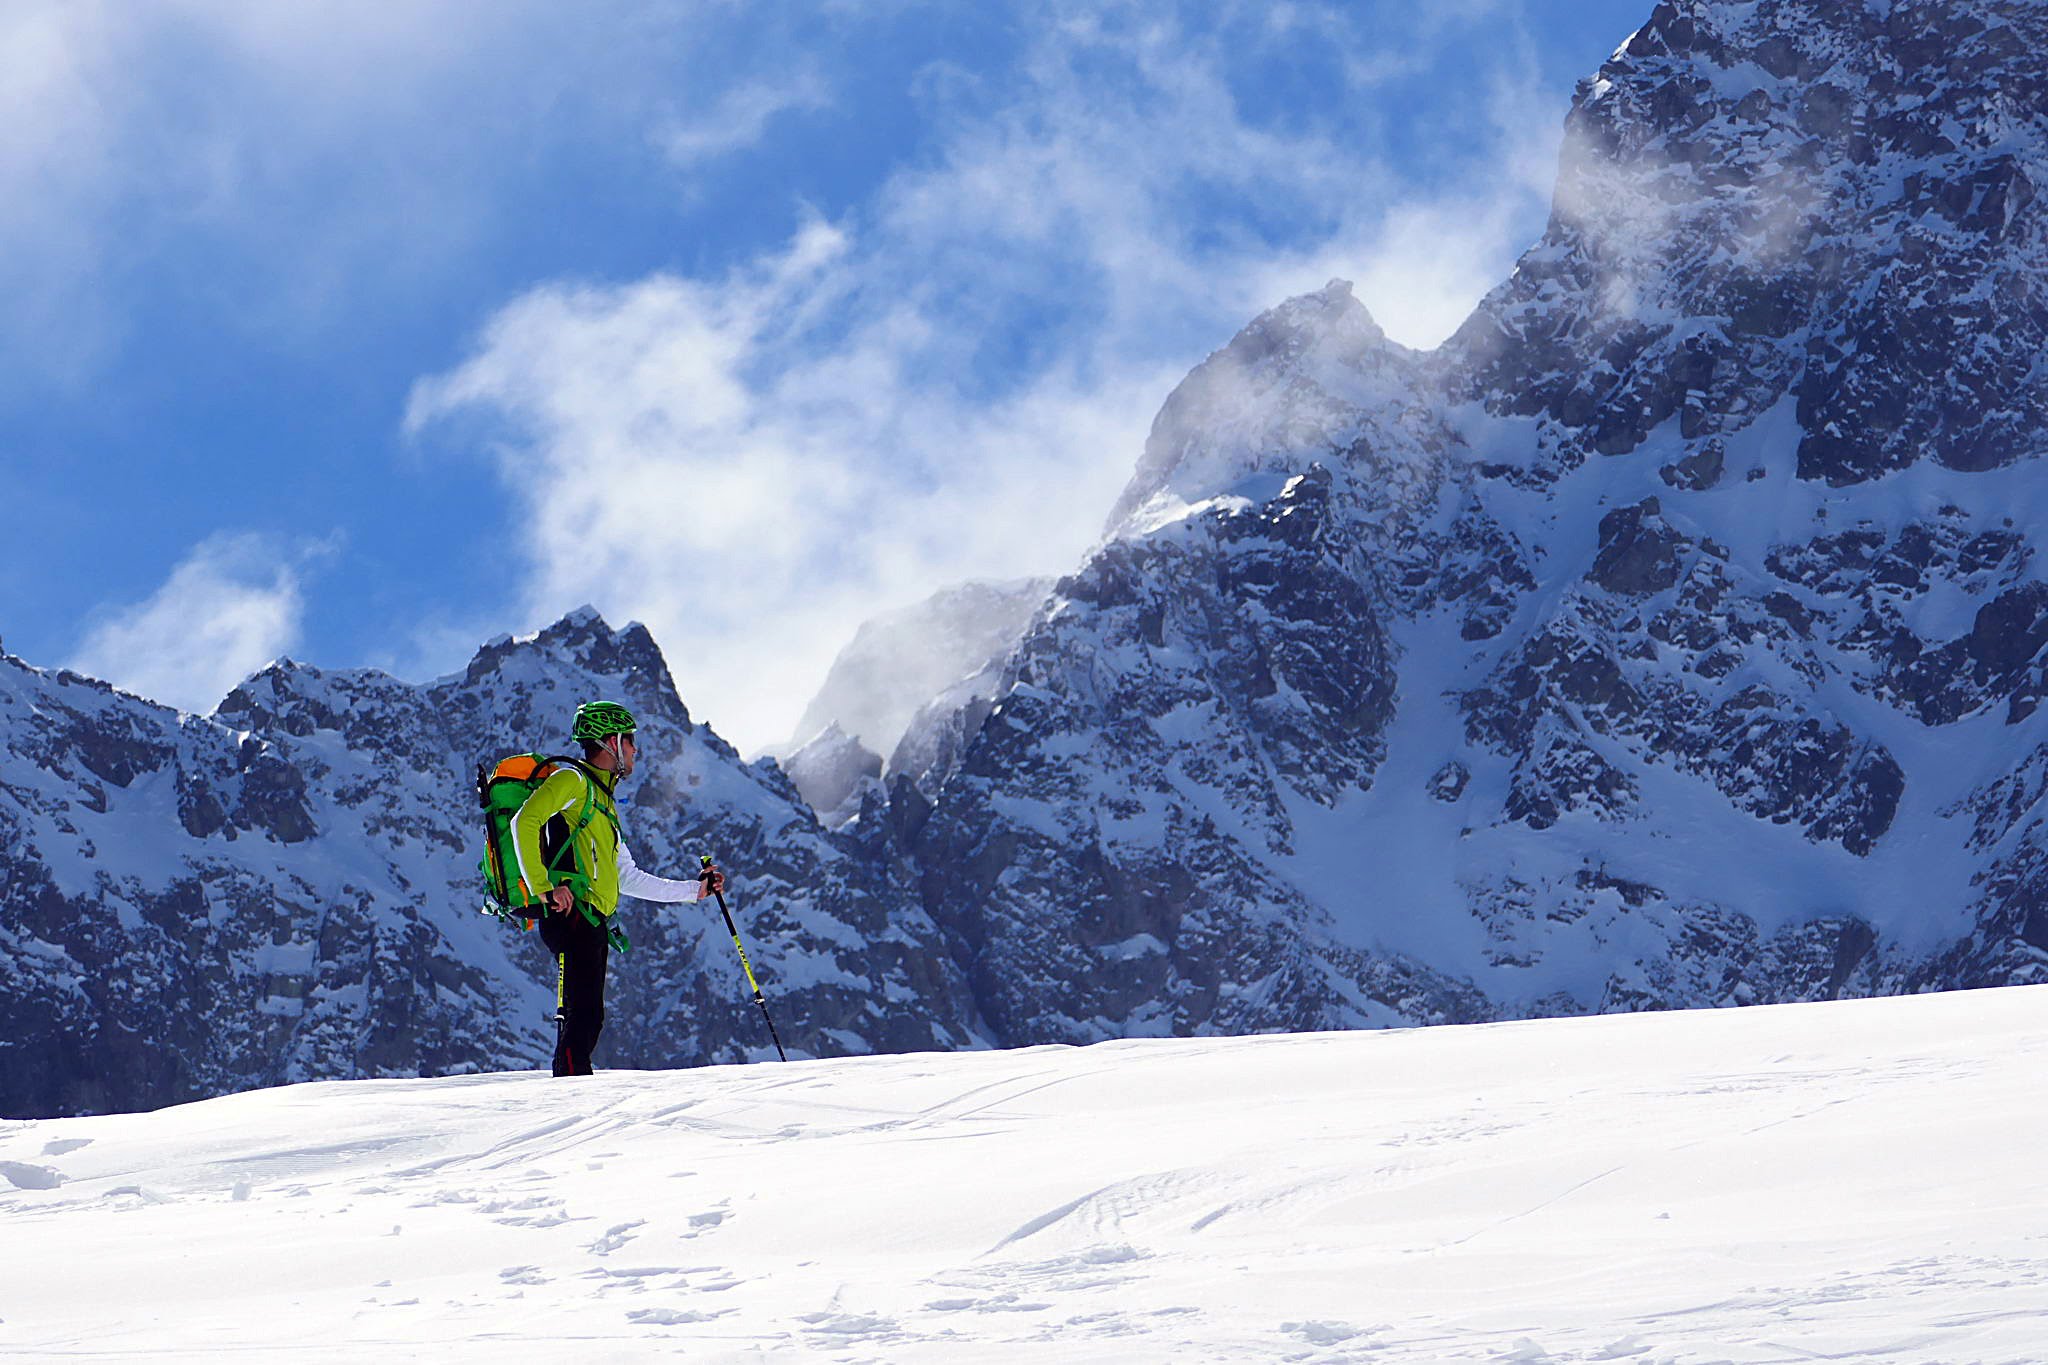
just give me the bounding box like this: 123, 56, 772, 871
1660, 444, 1725, 492
1428, 762, 1470, 803
1592, 499, 1688, 596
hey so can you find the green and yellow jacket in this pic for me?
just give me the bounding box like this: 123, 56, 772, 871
509, 761, 706, 917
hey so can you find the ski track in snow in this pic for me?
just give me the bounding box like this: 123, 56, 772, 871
4, 988, 2048, 1362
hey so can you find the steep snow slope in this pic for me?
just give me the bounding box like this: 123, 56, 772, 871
3, 986, 2043, 1362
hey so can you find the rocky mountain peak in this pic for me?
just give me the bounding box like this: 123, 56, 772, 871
461, 608, 699, 742
900, 0, 2048, 1046
1445, 0, 2047, 485
779, 723, 884, 828
1104, 279, 1418, 537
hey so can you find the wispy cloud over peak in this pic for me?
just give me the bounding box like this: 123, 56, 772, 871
68, 532, 340, 715
405, 5, 1581, 749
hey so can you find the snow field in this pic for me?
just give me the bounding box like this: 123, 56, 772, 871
4, 985, 2046, 1362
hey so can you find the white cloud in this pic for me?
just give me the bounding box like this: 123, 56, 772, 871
68, 533, 334, 714
1244, 68, 1570, 350
405, 220, 1170, 751
407, 2, 1577, 753
0, 1, 819, 390
0, 2, 129, 384
657, 70, 831, 168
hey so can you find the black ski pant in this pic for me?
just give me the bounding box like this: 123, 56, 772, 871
538, 908, 609, 1076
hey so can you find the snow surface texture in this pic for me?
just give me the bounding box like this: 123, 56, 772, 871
3, 987, 2044, 1362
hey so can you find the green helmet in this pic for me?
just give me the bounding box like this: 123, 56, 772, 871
572, 700, 638, 743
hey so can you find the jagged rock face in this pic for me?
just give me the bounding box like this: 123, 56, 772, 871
915, 468, 1490, 1040
899, 0, 2048, 1042
0, 613, 983, 1117
1442, 0, 2048, 996
1444, 0, 2048, 488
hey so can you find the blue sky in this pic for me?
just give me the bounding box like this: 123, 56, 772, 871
3, 0, 1648, 752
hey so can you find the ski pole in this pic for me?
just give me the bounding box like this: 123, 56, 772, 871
700, 854, 788, 1062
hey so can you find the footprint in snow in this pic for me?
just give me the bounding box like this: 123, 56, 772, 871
1282, 1320, 1361, 1346
489, 1195, 571, 1228
681, 1204, 729, 1236
799, 1311, 897, 1336
588, 1220, 645, 1255
920, 1290, 1048, 1314
585, 1265, 689, 1286
41, 1138, 92, 1156
0, 1161, 63, 1190
628, 1307, 727, 1326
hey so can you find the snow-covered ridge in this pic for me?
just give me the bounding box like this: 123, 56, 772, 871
779, 577, 1056, 772
904, 0, 2048, 1042
1103, 278, 1429, 540
0, 611, 983, 1118
4, 986, 2043, 1360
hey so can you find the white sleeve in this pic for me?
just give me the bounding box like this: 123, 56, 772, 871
615, 838, 705, 905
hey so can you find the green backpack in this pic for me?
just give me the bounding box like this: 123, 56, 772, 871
475, 752, 627, 950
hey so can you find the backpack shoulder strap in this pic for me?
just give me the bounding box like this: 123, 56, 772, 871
544, 756, 618, 839
532, 756, 599, 877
